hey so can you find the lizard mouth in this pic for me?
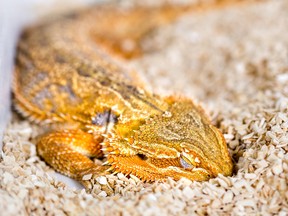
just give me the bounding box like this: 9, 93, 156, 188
107, 153, 213, 182
156, 166, 212, 182
139, 154, 213, 181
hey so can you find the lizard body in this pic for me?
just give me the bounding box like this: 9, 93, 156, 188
14, 4, 233, 188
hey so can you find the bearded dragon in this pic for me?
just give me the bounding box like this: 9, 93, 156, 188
13, 3, 233, 189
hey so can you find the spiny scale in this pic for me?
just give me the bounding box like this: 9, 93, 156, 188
13, 3, 233, 190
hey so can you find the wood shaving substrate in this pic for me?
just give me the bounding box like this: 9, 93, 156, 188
2, 0, 288, 215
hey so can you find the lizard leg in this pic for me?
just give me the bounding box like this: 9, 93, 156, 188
36, 129, 109, 184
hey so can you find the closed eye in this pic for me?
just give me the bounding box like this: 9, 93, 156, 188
180, 156, 194, 170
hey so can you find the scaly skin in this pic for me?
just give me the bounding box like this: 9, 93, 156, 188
13, 4, 233, 188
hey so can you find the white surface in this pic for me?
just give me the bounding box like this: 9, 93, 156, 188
52, 172, 84, 189
0, 0, 29, 150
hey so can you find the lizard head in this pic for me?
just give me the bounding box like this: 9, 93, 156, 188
131, 96, 233, 181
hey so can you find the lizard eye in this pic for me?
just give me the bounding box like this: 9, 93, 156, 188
180, 156, 194, 170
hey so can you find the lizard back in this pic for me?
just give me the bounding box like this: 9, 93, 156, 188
13, 5, 185, 125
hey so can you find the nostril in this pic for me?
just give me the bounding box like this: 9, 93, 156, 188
137, 153, 148, 160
